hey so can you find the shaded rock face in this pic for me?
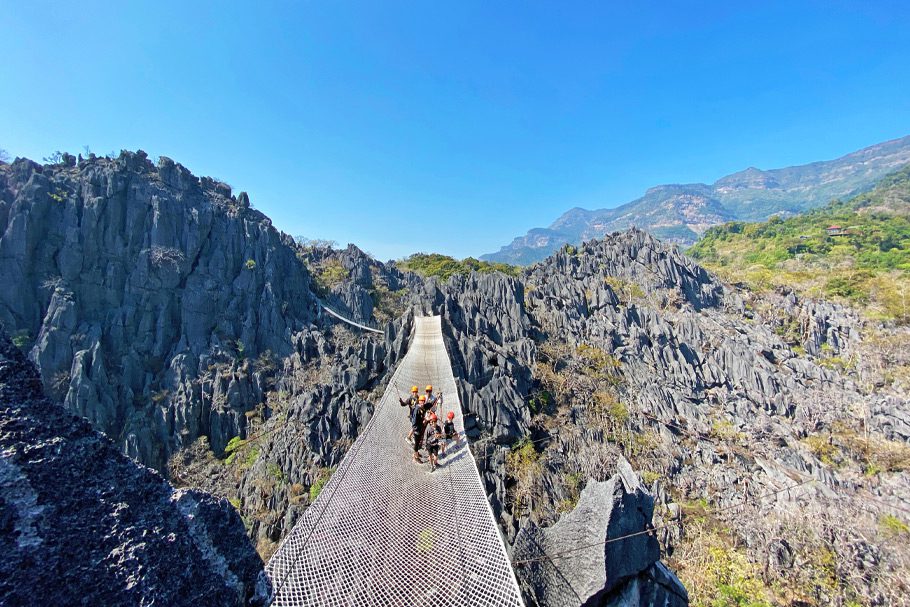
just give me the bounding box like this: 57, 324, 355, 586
0, 327, 268, 606
0, 152, 324, 471
515, 458, 687, 607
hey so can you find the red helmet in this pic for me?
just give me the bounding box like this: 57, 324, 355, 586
446, 411, 455, 420
428, 413, 438, 422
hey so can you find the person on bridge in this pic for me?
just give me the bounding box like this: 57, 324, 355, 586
424, 385, 439, 411
411, 395, 428, 463
440, 410, 459, 457
424, 413, 442, 472
400, 386, 420, 443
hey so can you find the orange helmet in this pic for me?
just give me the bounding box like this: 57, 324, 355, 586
425, 385, 433, 392
446, 411, 455, 420
411, 386, 418, 393
418, 395, 427, 403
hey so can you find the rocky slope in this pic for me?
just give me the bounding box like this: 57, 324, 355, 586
457, 230, 910, 605
4, 150, 909, 606
0, 327, 269, 606
483, 134, 910, 264
0, 151, 392, 478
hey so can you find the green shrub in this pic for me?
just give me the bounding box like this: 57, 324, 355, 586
589, 391, 628, 423
879, 513, 910, 537
803, 434, 840, 467
223, 436, 247, 465
267, 462, 285, 483
604, 276, 645, 303
397, 253, 520, 280
576, 344, 622, 380
309, 466, 336, 502
506, 438, 541, 477
244, 445, 260, 468
222, 437, 259, 469
11, 329, 30, 350
677, 522, 773, 607
641, 470, 661, 485
528, 390, 553, 415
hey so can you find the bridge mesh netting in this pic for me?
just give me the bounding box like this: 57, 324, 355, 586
266, 316, 525, 606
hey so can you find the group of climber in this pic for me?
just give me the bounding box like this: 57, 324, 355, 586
399, 384, 459, 472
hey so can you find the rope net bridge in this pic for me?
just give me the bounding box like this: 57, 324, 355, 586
266, 316, 525, 606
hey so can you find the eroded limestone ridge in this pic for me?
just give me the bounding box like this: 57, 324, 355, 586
0, 327, 269, 606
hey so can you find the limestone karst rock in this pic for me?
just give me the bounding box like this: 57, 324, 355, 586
0, 327, 269, 606
514, 458, 687, 606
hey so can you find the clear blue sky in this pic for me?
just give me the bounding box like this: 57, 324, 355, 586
2, 2, 909, 260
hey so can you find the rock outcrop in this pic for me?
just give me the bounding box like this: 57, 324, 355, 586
0, 327, 269, 606
514, 458, 687, 607
0, 152, 324, 470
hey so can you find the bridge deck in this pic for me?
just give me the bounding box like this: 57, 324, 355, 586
266, 316, 524, 606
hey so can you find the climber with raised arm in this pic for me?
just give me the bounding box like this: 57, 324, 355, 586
424, 385, 439, 412
400, 385, 420, 442
424, 412, 442, 472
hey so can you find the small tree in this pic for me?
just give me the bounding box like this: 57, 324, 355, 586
43, 151, 64, 164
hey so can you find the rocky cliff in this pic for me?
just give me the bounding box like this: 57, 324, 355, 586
446, 229, 910, 605
0, 327, 269, 606
0, 151, 394, 479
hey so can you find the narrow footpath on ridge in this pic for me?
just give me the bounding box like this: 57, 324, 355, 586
266, 316, 525, 607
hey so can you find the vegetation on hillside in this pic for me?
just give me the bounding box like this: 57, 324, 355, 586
397, 253, 521, 280
690, 166, 910, 323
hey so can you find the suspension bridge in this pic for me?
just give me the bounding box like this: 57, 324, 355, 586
265, 315, 525, 606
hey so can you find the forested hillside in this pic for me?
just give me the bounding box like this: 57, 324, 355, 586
690, 166, 910, 324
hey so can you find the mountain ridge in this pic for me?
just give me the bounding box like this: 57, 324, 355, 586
482, 135, 910, 265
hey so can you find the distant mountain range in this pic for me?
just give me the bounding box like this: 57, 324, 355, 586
481, 135, 910, 265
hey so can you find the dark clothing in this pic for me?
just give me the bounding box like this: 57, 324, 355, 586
400, 395, 419, 419
425, 423, 442, 449
424, 394, 438, 409
413, 401, 433, 428
443, 420, 456, 439
410, 405, 426, 429
400, 395, 419, 409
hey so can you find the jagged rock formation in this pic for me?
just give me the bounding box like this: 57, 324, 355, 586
435, 229, 909, 605
514, 458, 687, 607
0, 152, 395, 481
0, 327, 269, 606
0, 151, 322, 469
